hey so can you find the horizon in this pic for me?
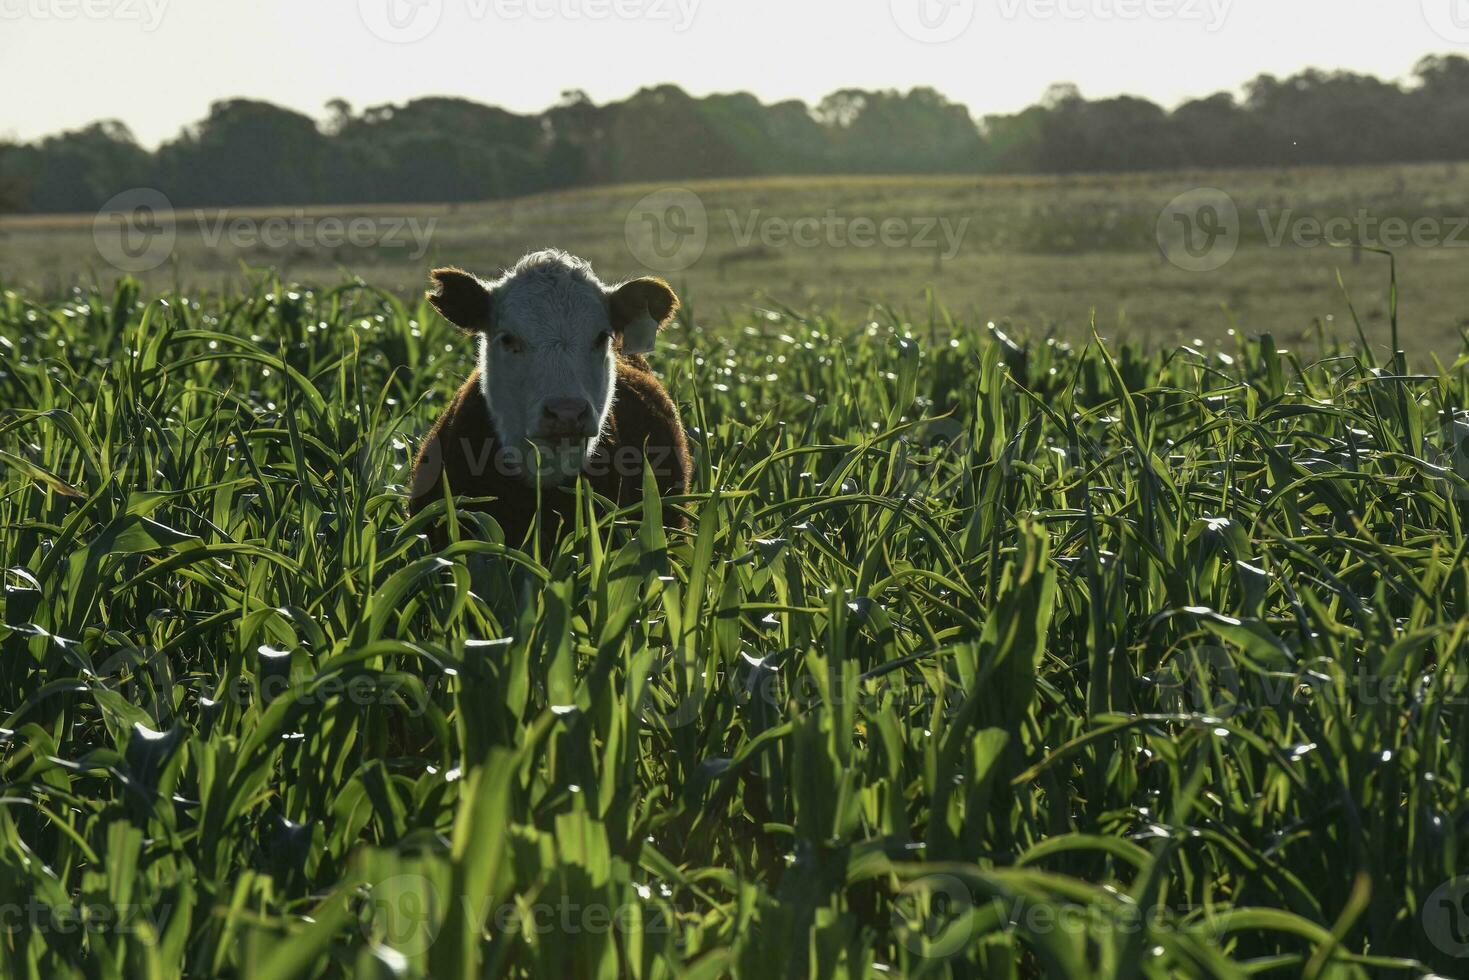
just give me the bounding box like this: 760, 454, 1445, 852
3, 0, 1465, 148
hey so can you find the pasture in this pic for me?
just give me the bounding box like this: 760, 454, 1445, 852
2, 163, 1467, 355
1, 266, 1468, 977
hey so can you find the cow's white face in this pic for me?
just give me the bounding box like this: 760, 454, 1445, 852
479, 268, 617, 483
427, 250, 679, 485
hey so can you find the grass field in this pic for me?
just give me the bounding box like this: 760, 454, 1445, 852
2, 267, 1468, 977
3, 164, 1467, 354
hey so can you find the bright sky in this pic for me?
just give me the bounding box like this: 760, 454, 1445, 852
1, 0, 1463, 146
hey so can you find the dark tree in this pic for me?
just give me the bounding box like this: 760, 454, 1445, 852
157, 100, 327, 206
8, 55, 1469, 212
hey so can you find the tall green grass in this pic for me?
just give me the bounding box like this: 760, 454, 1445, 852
1, 273, 1466, 978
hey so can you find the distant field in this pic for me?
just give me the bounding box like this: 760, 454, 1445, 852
2, 164, 1467, 354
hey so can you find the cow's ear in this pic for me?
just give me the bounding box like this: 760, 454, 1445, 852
608, 277, 679, 355
427, 267, 493, 333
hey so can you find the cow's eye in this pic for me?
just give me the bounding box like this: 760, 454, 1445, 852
496, 333, 525, 354
594, 331, 613, 349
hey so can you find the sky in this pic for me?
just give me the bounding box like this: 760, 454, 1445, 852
2, 0, 1465, 147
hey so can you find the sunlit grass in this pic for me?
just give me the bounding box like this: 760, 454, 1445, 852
0, 271, 1466, 977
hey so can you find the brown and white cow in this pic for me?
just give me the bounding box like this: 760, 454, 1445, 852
409, 249, 691, 543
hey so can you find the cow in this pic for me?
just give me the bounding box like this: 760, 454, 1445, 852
408, 249, 692, 544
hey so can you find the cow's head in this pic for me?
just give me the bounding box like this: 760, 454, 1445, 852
426, 250, 679, 484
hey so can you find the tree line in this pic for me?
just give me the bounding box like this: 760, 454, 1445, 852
3, 55, 1467, 214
